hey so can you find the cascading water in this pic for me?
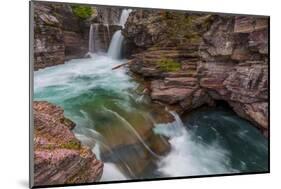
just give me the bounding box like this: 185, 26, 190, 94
107, 31, 124, 59
154, 112, 236, 176
34, 7, 268, 182
119, 9, 132, 28
88, 24, 100, 53
105, 24, 111, 43
88, 24, 94, 53
107, 9, 132, 59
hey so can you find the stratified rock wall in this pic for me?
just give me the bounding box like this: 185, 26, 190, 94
123, 11, 269, 135
33, 101, 103, 186
33, 2, 123, 70
96, 7, 122, 24
33, 2, 89, 70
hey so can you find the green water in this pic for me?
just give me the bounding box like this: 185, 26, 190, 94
182, 107, 268, 173
34, 54, 268, 181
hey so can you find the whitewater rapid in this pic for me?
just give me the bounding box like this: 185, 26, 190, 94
154, 112, 237, 177
34, 8, 268, 182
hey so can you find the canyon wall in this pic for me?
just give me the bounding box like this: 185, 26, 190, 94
33, 2, 88, 70
33, 101, 103, 186
33, 2, 121, 70
123, 10, 269, 136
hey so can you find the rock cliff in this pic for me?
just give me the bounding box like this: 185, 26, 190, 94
33, 2, 122, 70
33, 101, 103, 186
123, 11, 269, 136
33, 2, 89, 70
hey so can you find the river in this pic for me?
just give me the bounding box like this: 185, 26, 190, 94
33, 8, 268, 182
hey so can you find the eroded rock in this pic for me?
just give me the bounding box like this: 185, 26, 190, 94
33, 2, 89, 70
33, 101, 103, 186
124, 11, 268, 135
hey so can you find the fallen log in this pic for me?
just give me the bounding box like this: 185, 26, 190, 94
112, 60, 132, 70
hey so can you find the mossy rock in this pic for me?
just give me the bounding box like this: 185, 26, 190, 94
155, 59, 181, 72
71, 5, 94, 20
163, 13, 213, 45
60, 139, 81, 150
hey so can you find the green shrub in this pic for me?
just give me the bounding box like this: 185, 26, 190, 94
71, 5, 93, 20
156, 59, 181, 72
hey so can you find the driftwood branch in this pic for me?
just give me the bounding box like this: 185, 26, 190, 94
112, 60, 133, 70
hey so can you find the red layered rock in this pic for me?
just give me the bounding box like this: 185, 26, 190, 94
33, 2, 121, 70
124, 12, 268, 135
151, 81, 195, 104
33, 2, 89, 70
33, 101, 103, 186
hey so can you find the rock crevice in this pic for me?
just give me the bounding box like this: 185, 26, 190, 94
123, 11, 269, 135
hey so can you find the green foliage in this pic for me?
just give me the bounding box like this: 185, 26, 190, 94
71, 5, 93, 20
156, 59, 181, 72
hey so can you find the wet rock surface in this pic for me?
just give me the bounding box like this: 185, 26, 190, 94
33, 101, 103, 186
124, 11, 269, 134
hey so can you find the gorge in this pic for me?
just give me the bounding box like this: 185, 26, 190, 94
32, 2, 269, 187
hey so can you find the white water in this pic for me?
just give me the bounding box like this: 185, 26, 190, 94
34, 54, 134, 102
119, 9, 132, 28
34, 7, 252, 181
107, 9, 132, 59
154, 112, 238, 177
107, 30, 124, 59
88, 24, 94, 52
88, 24, 100, 53
91, 140, 130, 181
88, 131, 129, 181
101, 163, 128, 181
105, 23, 111, 43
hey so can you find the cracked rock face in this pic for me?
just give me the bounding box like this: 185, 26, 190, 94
124, 11, 268, 135
33, 2, 89, 70
33, 101, 103, 186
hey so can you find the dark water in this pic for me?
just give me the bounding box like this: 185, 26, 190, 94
182, 106, 268, 173
34, 54, 268, 181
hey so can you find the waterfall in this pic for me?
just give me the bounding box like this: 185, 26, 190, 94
107, 31, 124, 59
119, 9, 132, 28
107, 9, 132, 59
88, 9, 132, 57
88, 24, 100, 53
88, 24, 94, 53
105, 24, 111, 44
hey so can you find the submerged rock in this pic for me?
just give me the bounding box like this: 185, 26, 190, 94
33, 101, 103, 186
